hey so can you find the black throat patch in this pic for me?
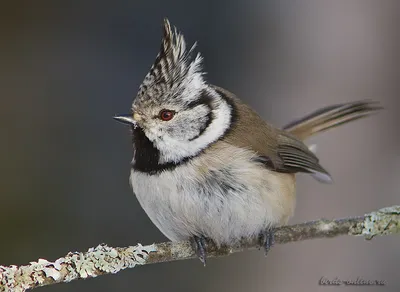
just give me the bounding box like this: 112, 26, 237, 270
131, 126, 159, 173
130, 126, 185, 175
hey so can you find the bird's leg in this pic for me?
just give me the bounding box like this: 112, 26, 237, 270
191, 235, 208, 266
258, 227, 276, 256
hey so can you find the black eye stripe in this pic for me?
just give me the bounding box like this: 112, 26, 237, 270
184, 90, 215, 141
188, 110, 213, 141
186, 90, 214, 109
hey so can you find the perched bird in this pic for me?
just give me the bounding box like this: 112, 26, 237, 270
114, 19, 381, 264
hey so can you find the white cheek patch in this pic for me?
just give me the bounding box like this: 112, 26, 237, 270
144, 104, 210, 141
165, 105, 210, 141
155, 90, 232, 164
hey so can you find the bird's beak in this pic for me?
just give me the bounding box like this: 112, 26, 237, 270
113, 114, 137, 126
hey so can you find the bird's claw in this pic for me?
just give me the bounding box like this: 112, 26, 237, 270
191, 235, 208, 266
258, 228, 275, 256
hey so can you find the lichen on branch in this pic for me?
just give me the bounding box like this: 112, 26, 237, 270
1, 206, 399, 292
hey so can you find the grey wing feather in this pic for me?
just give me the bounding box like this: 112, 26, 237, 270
276, 140, 332, 183
283, 100, 382, 140
268, 132, 332, 183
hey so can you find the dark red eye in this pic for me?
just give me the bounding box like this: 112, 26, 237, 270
159, 109, 175, 121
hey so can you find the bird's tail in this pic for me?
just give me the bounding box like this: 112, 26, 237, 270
282, 100, 382, 140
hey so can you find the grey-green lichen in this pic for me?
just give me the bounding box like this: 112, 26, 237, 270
0, 243, 156, 292
360, 206, 400, 240
1, 205, 399, 291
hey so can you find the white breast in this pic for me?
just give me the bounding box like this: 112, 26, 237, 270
130, 142, 296, 245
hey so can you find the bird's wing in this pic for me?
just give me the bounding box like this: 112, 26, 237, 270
214, 86, 332, 183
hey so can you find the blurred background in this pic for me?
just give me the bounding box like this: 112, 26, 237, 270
0, 1, 399, 291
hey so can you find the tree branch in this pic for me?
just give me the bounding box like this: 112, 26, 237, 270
1, 205, 399, 292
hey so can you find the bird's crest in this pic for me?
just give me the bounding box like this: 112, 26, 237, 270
136, 19, 205, 104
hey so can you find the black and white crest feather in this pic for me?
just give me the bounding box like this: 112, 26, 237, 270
136, 19, 205, 105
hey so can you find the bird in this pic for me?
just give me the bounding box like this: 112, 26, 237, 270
114, 19, 382, 265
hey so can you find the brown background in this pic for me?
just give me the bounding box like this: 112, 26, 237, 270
0, 1, 399, 291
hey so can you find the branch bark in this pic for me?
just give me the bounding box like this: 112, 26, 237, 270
1, 205, 399, 292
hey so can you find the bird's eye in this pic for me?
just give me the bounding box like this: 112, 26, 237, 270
159, 109, 175, 121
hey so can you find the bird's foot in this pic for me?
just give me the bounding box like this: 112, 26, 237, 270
191, 235, 208, 266
258, 228, 275, 256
